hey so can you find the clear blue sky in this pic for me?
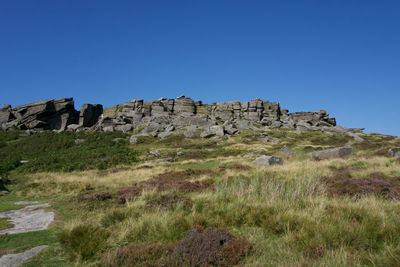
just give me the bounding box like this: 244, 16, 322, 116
1, 1, 399, 135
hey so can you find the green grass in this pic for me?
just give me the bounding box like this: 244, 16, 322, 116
0, 131, 138, 174
0, 217, 13, 230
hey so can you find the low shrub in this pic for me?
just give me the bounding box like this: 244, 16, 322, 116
59, 224, 109, 260
0, 131, 138, 173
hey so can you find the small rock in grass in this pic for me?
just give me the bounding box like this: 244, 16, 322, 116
74, 139, 85, 144
252, 155, 283, 166
149, 150, 161, 157
309, 146, 354, 160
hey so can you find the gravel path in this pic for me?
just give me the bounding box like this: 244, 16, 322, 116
0, 245, 48, 267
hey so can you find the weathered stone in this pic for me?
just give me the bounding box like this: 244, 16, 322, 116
0, 108, 14, 124
149, 150, 161, 157
174, 97, 195, 114
79, 104, 103, 127
1, 96, 340, 133
209, 125, 225, 136
309, 146, 354, 160
74, 139, 85, 144
177, 151, 185, 156
165, 125, 175, 132
103, 126, 114, 132
11, 98, 79, 131
158, 131, 173, 139
116, 124, 133, 133
252, 155, 284, 166
200, 131, 215, 138
235, 120, 248, 130
224, 124, 238, 135
67, 124, 81, 132
395, 151, 400, 159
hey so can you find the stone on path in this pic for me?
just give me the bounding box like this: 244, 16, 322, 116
0, 245, 48, 267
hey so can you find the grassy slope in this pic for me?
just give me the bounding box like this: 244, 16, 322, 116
0, 129, 399, 266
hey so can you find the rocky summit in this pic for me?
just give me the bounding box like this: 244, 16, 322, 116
1, 95, 347, 137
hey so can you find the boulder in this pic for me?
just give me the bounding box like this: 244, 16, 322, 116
116, 124, 133, 133
252, 155, 284, 166
11, 98, 79, 131
200, 131, 215, 138
174, 97, 195, 115
395, 151, 400, 159
165, 125, 175, 132
0, 106, 14, 124
67, 124, 82, 132
103, 126, 114, 132
224, 124, 238, 135
309, 146, 354, 160
158, 131, 173, 139
149, 150, 161, 157
209, 125, 225, 136
79, 104, 103, 127
177, 151, 185, 156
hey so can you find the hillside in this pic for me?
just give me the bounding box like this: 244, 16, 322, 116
0, 98, 400, 266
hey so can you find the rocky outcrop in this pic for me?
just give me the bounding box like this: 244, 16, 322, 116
4, 98, 78, 131
79, 104, 103, 127
1, 95, 339, 135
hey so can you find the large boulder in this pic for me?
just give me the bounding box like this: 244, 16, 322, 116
309, 146, 354, 160
252, 155, 283, 166
79, 104, 103, 127
209, 125, 225, 136
0, 105, 14, 124
11, 98, 78, 131
174, 96, 195, 115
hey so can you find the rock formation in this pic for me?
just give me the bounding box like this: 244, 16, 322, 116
1, 95, 341, 137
